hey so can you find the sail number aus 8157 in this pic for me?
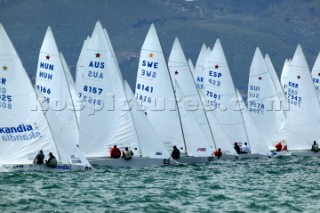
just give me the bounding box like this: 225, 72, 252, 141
83, 85, 103, 95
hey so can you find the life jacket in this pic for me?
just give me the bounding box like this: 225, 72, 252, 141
275, 143, 282, 151
123, 150, 133, 160
110, 148, 121, 158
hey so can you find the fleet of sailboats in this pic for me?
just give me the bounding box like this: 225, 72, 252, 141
1, 21, 320, 171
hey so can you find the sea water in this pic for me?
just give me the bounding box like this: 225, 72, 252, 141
0, 157, 319, 212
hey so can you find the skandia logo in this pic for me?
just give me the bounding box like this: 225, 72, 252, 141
0, 124, 41, 142
0, 124, 33, 134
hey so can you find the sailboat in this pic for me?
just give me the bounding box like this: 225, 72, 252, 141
78, 21, 174, 167
168, 37, 215, 159
285, 44, 320, 156
60, 52, 81, 126
311, 52, 320, 99
135, 24, 219, 164
280, 58, 291, 96
0, 23, 91, 171
35, 27, 79, 145
203, 39, 249, 149
235, 90, 271, 157
247, 48, 287, 152
194, 43, 207, 90
188, 58, 195, 76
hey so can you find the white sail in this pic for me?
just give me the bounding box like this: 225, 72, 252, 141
194, 43, 207, 90
281, 58, 291, 96
174, 82, 213, 156
75, 36, 90, 89
36, 91, 91, 168
311, 52, 320, 99
198, 92, 237, 155
188, 58, 195, 76
247, 48, 286, 149
0, 24, 59, 164
35, 27, 79, 145
265, 54, 288, 110
78, 21, 140, 157
168, 37, 215, 154
134, 24, 185, 154
123, 81, 171, 159
236, 90, 271, 156
285, 44, 320, 150
204, 39, 248, 145
0, 24, 61, 165
60, 52, 81, 126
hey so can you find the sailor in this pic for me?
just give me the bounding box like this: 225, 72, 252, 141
110, 145, 121, 158
33, 150, 45, 165
282, 144, 287, 151
241, 142, 250, 154
234, 142, 241, 154
45, 152, 58, 168
122, 147, 134, 160
311, 141, 319, 152
275, 142, 282, 152
214, 148, 222, 159
171, 145, 180, 160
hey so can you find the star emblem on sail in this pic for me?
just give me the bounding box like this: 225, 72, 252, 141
45, 54, 50, 60
95, 52, 101, 58
215, 64, 219, 69
2, 65, 8, 71
149, 53, 154, 58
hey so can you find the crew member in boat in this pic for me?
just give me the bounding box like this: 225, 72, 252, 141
311, 141, 319, 152
214, 148, 222, 159
33, 150, 45, 165
282, 144, 287, 151
171, 146, 180, 160
45, 152, 58, 168
234, 143, 241, 154
275, 142, 282, 152
240, 142, 250, 154
122, 147, 134, 160
110, 145, 121, 158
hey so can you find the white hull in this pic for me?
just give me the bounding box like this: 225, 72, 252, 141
237, 153, 271, 159
290, 150, 320, 157
0, 164, 92, 172
271, 150, 292, 157
175, 156, 216, 164
88, 157, 177, 168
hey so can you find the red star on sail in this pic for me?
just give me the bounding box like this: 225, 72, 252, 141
45, 54, 50, 60
2, 65, 8, 71
297, 75, 301, 79
175, 70, 179, 75
96, 52, 101, 58
149, 53, 154, 58
258, 76, 262, 80
215, 64, 219, 69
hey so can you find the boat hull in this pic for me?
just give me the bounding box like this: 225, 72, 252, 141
0, 164, 92, 172
290, 150, 320, 157
271, 151, 292, 157
88, 157, 177, 168
237, 153, 271, 159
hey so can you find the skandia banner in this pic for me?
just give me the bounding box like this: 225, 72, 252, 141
0, 124, 41, 142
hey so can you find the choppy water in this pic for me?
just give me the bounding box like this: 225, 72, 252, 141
0, 157, 319, 212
